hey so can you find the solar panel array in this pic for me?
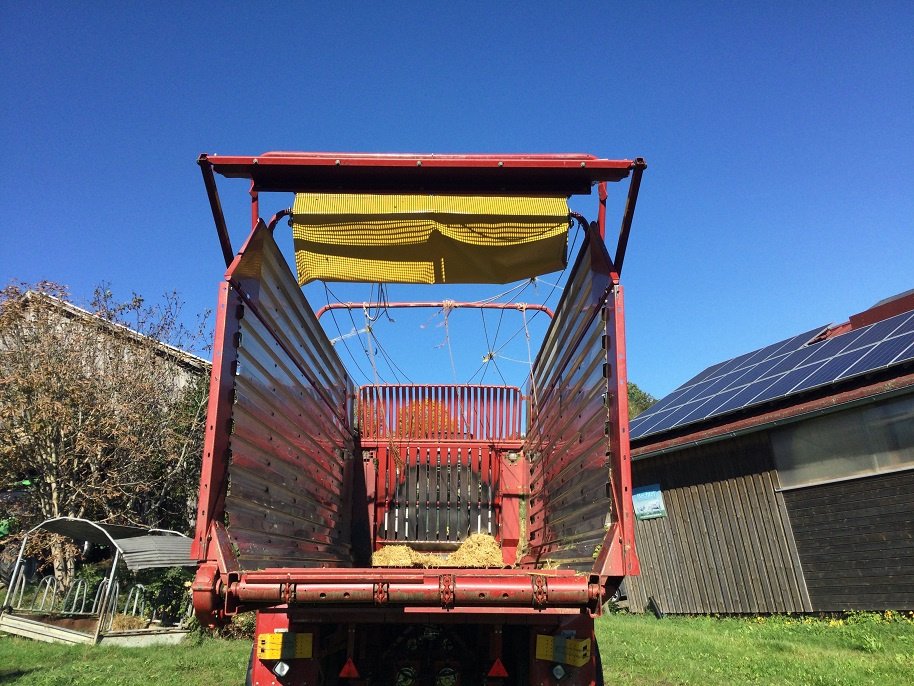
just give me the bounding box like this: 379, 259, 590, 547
630, 308, 914, 441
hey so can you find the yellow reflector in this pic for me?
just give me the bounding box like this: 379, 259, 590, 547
535, 634, 591, 667
291, 194, 569, 284
257, 632, 313, 660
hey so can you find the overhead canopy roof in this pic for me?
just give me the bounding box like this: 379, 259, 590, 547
202, 152, 636, 196
28, 517, 194, 571
290, 193, 570, 284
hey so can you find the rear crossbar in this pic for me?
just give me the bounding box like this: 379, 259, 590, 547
229, 569, 600, 612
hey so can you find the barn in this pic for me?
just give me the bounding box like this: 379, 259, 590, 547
625, 291, 914, 614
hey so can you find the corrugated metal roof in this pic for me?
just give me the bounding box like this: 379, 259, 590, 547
113, 535, 194, 571
38, 518, 148, 545
28, 517, 194, 570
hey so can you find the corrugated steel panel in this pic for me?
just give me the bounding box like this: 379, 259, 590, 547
625, 433, 812, 614
26, 518, 193, 571
523, 237, 615, 570
113, 536, 194, 571
35, 518, 148, 546
224, 228, 357, 571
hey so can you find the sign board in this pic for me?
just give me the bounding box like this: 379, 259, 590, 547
632, 483, 667, 520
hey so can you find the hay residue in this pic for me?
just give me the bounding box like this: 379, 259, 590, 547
110, 614, 149, 631
446, 534, 504, 567
372, 534, 505, 568
371, 544, 427, 567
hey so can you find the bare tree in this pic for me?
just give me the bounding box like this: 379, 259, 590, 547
0, 281, 210, 588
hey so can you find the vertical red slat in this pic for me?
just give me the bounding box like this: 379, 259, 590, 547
483, 445, 490, 534
428, 385, 432, 438
487, 387, 494, 439
375, 385, 381, 438
403, 444, 416, 541
435, 447, 442, 540
381, 443, 390, 539
515, 389, 521, 438
443, 447, 451, 540
499, 388, 505, 439
375, 385, 382, 438
491, 387, 497, 439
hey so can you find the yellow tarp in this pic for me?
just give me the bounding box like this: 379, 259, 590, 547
291, 194, 569, 284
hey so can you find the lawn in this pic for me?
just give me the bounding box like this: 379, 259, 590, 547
0, 634, 249, 686
597, 611, 914, 685
0, 612, 912, 685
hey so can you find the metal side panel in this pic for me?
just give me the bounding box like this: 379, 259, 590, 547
202, 220, 357, 570
523, 231, 635, 578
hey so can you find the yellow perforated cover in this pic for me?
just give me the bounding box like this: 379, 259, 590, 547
291, 194, 569, 284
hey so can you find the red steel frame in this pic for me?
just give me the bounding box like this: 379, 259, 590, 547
357, 383, 525, 565
193, 151, 644, 628
317, 301, 554, 320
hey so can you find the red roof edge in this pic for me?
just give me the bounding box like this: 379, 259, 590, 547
849, 291, 914, 330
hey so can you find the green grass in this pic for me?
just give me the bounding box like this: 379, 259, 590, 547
596, 611, 914, 686
1, 612, 912, 685
0, 635, 249, 686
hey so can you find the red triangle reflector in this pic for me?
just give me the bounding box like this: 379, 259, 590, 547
488, 658, 509, 678
339, 657, 361, 679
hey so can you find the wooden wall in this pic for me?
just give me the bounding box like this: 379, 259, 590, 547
626, 433, 812, 614
782, 469, 914, 611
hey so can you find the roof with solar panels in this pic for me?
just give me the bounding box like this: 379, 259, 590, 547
630, 290, 914, 450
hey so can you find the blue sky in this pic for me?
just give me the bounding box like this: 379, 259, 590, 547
2, 2, 911, 398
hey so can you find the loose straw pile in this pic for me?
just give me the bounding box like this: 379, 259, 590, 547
372, 533, 505, 568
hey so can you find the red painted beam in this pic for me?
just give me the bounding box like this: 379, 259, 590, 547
316, 301, 554, 320
200, 152, 636, 196
230, 571, 599, 610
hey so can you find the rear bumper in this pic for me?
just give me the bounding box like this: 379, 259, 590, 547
193, 565, 602, 625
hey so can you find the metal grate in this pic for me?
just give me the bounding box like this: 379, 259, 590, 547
376, 444, 498, 544
358, 385, 522, 442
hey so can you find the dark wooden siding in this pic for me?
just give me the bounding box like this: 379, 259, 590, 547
626, 433, 812, 614
782, 468, 914, 611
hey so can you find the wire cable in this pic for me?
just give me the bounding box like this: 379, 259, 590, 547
362, 305, 383, 386
323, 284, 372, 384
325, 283, 387, 384
442, 301, 458, 382
373, 327, 414, 383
